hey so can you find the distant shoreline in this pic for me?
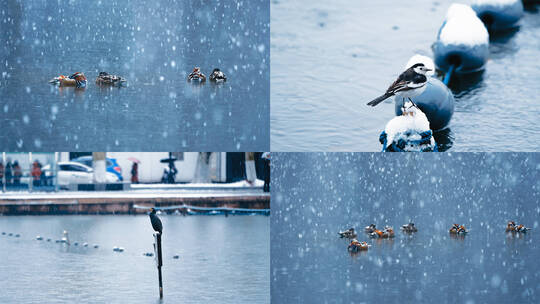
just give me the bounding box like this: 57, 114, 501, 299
0, 193, 270, 216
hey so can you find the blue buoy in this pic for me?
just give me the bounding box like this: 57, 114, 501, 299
471, 0, 523, 32
433, 4, 489, 75
397, 55, 454, 131
395, 77, 454, 131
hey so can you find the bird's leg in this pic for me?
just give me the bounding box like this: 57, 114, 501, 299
407, 98, 418, 108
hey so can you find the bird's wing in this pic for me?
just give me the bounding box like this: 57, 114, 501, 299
386, 79, 409, 94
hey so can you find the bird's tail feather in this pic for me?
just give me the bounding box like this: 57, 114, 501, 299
367, 93, 393, 107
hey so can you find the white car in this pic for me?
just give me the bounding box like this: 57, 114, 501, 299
43, 161, 119, 186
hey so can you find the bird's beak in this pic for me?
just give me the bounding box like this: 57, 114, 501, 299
426, 68, 432, 72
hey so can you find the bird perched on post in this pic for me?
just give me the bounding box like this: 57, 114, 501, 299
149, 208, 163, 234
366, 63, 432, 107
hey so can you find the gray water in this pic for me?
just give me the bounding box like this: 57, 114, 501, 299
271, 153, 540, 303
0, 0, 269, 151
271, 0, 540, 151
0, 215, 270, 303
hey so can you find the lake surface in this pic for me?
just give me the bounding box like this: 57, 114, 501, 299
271, 0, 540, 151
0, 215, 269, 303
0, 0, 269, 151
271, 153, 540, 303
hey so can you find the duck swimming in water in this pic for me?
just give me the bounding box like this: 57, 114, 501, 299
209, 68, 227, 82
364, 224, 377, 233
506, 221, 530, 233
370, 226, 395, 238
348, 239, 370, 252
187, 67, 206, 82
401, 222, 418, 233
449, 224, 467, 234
338, 228, 357, 239
95, 72, 127, 86
49, 72, 87, 88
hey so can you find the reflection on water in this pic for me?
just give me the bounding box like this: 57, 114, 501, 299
271, 0, 540, 151
271, 153, 540, 303
433, 127, 454, 151
0, 215, 270, 303
0, 0, 269, 151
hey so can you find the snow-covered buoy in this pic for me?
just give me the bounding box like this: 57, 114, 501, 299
36, 235, 43, 241
471, 0, 523, 33
395, 56, 454, 131
433, 4, 489, 75
380, 101, 437, 152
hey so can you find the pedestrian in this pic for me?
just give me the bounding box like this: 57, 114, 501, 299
13, 161, 22, 185
168, 162, 178, 184
5, 160, 13, 185
31, 161, 41, 187
131, 162, 139, 184
262, 152, 270, 193
0, 161, 4, 187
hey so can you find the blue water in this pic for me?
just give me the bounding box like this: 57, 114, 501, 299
271, 0, 540, 151
271, 152, 540, 303
0, 0, 269, 151
0, 215, 270, 303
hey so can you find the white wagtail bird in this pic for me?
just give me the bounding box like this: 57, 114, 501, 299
366, 63, 432, 107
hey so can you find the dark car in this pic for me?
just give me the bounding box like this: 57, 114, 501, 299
71, 156, 123, 181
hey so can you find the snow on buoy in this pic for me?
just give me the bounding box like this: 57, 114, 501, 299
396, 56, 454, 131
471, 0, 523, 32
36, 236, 43, 241
83, 243, 88, 247
381, 101, 437, 152
433, 4, 489, 74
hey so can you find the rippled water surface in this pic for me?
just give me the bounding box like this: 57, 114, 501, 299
1, 0, 269, 151
271, 0, 540, 151
271, 153, 540, 303
0, 215, 270, 303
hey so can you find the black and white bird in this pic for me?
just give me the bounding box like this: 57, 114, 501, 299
366, 63, 432, 107
149, 208, 163, 234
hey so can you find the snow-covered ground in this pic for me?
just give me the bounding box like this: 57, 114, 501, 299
0, 180, 267, 201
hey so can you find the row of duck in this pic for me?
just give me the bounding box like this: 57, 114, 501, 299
47, 67, 227, 88
340, 221, 531, 252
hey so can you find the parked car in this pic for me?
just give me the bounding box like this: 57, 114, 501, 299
42, 161, 119, 186
71, 156, 123, 181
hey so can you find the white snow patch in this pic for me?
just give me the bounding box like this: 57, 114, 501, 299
405, 55, 435, 77
384, 102, 434, 151
440, 4, 489, 46
473, 0, 519, 6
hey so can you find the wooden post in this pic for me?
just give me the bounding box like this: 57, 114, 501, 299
154, 233, 163, 299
